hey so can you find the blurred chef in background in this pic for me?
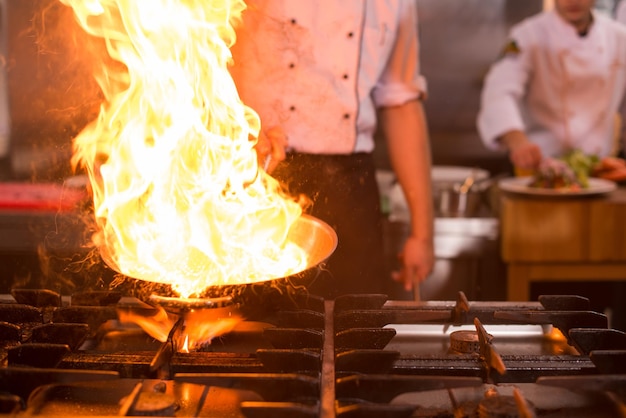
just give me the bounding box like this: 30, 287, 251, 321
477, 0, 626, 172
230, 1, 434, 299
0, 0, 10, 179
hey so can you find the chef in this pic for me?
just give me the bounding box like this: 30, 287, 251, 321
477, 0, 626, 171
229, 1, 434, 299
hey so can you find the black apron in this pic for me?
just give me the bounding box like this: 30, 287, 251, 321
272, 152, 388, 299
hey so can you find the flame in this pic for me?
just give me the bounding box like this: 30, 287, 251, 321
118, 305, 242, 351
59, 0, 306, 297
545, 326, 567, 342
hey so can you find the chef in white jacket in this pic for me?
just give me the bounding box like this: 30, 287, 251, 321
230, 1, 433, 299
477, 0, 626, 171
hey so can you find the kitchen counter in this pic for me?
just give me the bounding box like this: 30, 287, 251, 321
433, 216, 499, 259
500, 185, 626, 301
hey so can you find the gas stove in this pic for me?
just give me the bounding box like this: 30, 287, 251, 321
1, 288, 625, 417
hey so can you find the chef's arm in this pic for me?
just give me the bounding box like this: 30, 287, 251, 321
477, 35, 531, 155
498, 129, 543, 170
380, 99, 434, 289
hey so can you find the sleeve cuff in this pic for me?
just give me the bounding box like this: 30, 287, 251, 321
372, 75, 427, 107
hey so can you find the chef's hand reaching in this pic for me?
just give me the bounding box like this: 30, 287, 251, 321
499, 130, 543, 171
256, 126, 288, 174
392, 235, 434, 293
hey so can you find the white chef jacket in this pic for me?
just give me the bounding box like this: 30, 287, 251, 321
477, 10, 626, 158
229, 0, 426, 154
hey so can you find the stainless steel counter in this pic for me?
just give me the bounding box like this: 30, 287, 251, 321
435, 216, 499, 257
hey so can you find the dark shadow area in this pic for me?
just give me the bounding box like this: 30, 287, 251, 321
532, 281, 626, 331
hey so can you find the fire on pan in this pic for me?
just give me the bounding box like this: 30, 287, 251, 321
58, 0, 337, 306
108, 213, 336, 352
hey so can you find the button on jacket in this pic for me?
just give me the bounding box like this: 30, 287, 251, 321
477, 10, 626, 158
230, 0, 426, 155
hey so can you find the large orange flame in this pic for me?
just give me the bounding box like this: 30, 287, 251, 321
60, 0, 306, 297
118, 305, 242, 351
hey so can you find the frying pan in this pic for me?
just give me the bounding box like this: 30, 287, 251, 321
102, 214, 337, 314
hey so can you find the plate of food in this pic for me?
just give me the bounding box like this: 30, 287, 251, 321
498, 176, 616, 196
499, 150, 619, 196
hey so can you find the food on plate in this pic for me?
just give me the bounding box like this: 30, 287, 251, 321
528, 158, 583, 190
559, 149, 599, 188
528, 149, 626, 190
592, 156, 626, 182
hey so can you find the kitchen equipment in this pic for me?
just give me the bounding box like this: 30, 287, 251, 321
385, 166, 492, 221
451, 171, 477, 216
433, 166, 491, 217
98, 214, 338, 303
381, 167, 505, 302
1, 288, 624, 417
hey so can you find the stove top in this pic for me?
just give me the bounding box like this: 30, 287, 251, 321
1, 289, 625, 417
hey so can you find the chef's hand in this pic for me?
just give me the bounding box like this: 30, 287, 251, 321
256, 126, 288, 174
499, 130, 542, 170
392, 236, 434, 292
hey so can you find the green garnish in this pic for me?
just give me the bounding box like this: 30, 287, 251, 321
559, 149, 599, 188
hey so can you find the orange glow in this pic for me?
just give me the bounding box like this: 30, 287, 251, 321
118, 305, 242, 351
59, 0, 306, 297
545, 326, 567, 342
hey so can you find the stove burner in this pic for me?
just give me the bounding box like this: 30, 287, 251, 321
450, 330, 481, 354
473, 387, 536, 418
148, 294, 233, 315
1, 290, 623, 417
11, 289, 61, 308
141, 294, 241, 377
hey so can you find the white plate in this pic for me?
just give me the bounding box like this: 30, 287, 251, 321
498, 176, 617, 196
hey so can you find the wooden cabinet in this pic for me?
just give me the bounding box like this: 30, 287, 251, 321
500, 188, 626, 300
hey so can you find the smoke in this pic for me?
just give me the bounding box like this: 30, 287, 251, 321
28, 0, 104, 123
7, 0, 104, 181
